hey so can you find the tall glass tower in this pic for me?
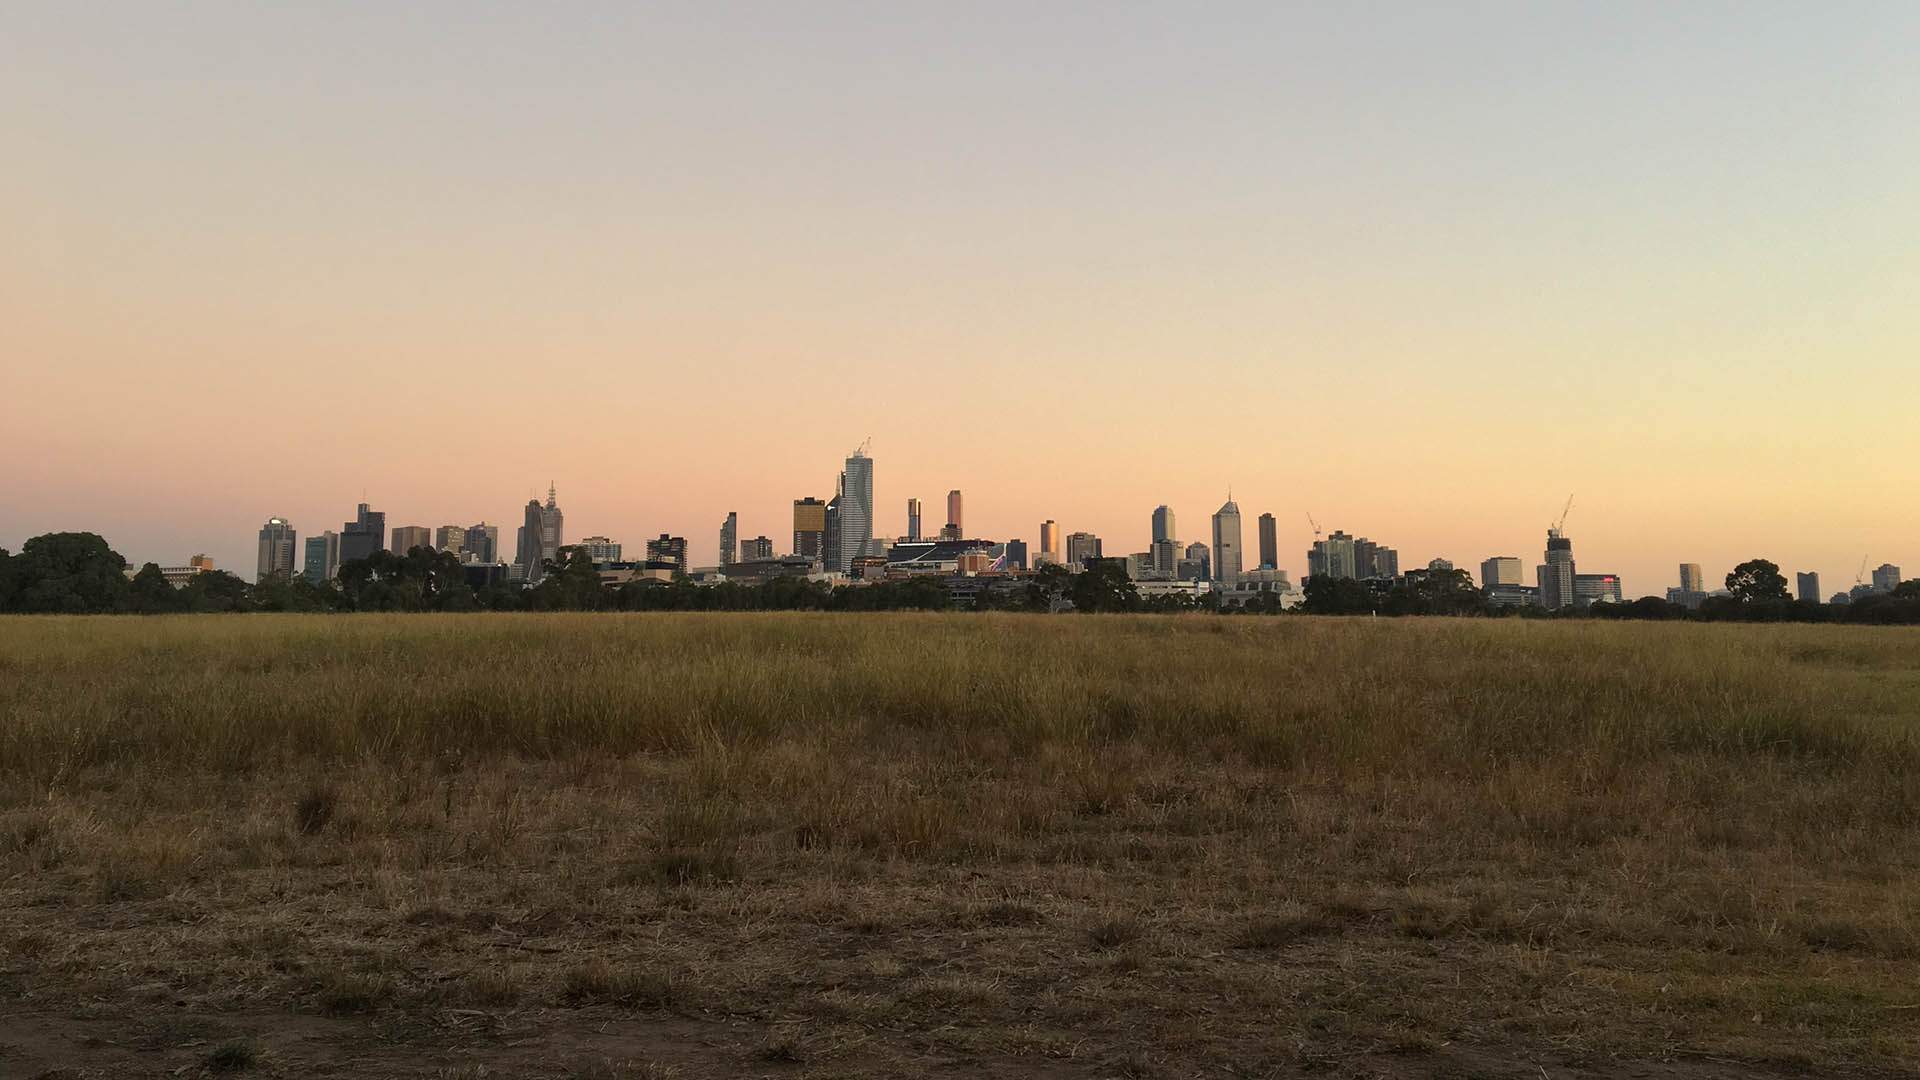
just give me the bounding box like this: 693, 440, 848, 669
837, 446, 873, 573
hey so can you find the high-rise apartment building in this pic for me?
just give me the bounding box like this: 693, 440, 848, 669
580, 536, 622, 564
1537, 528, 1576, 610
256, 517, 297, 582
1679, 563, 1705, 594
906, 498, 922, 542
834, 447, 874, 574
1480, 556, 1524, 588
1256, 513, 1277, 570
946, 489, 963, 536
390, 526, 431, 555
646, 534, 688, 572
1353, 537, 1399, 579
1038, 520, 1061, 564
302, 531, 340, 584
1151, 505, 1176, 546
340, 503, 386, 566
1796, 571, 1822, 604
719, 512, 737, 567
1066, 532, 1103, 570
792, 498, 827, 560
1211, 498, 1243, 583
1873, 564, 1903, 592
741, 536, 774, 561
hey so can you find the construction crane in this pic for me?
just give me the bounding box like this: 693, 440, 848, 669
1306, 512, 1322, 541
1856, 556, 1870, 586
1550, 495, 1574, 537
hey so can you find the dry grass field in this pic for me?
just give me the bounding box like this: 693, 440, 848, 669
3, 613, 1920, 1079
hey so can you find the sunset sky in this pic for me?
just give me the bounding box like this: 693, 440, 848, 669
4, 3, 1916, 594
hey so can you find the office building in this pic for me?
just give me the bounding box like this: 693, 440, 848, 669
906, 498, 922, 542
580, 536, 622, 564
433, 525, 467, 555
1307, 530, 1357, 580
256, 517, 297, 582
514, 484, 564, 583
1038, 520, 1061, 565
1874, 564, 1903, 592
1575, 573, 1624, 605
1257, 513, 1277, 570
835, 447, 874, 574
1152, 505, 1176, 546
1679, 563, 1706, 594
463, 523, 500, 564
1151, 537, 1180, 575
1537, 527, 1576, 611
996, 539, 1029, 572
719, 512, 737, 567
1182, 541, 1210, 582
1480, 556, 1524, 588
646, 534, 688, 572
302, 531, 340, 584
823, 495, 842, 571
741, 536, 774, 561
793, 497, 827, 560
1066, 531, 1103, 570
126, 554, 217, 589
946, 489, 963, 537
340, 503, 386, 566
390, 526, 431, 555
1211, 498, 1243, 583
1796, 571, 1822, 604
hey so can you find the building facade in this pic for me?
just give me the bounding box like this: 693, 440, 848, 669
340, 503, 385, 566
1797, 571, 1822, 604
1256, 513, 1277, 570
1873, 564, 1903, 593
906, 498, 922, 542
719, 512, 737, 567
646, 534, 688, 572
1065, 531, 1103, 570
1679, 563, 1705, 594
1537, 528, 1576, 610
741, 536, 774, 561
257, 517, 297, 582
390, 526, 431, 555
463, 523, 500, 564
1480, 556, 1524, 587
580, 536, 623, 564
1211, 498, 1243, 583
1151, 505, 1175, 546
836, 448, 874, 574
302, 531, 340, 584
946, 489, 963, 536
1038, 520, 1061, 565
792, 497, 826, 560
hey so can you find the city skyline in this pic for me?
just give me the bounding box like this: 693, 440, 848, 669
5, 6, 1918, 595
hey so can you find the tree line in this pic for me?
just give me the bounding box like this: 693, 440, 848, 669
2, 534, 1915, 623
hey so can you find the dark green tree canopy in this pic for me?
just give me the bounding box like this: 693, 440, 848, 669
1725, 559, 1790, 604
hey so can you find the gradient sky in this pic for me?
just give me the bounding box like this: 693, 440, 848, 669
5, 3, 1917, 595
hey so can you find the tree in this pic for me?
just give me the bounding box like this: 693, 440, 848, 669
530, 548, 608, 611
7, 532, 129, 613
1069, 560, 1141, 614
1024, 563, 1075, 612
1725, 559, 1790, 604
1302, 575, 1377, 615
1382, 568, 1485, 616
181, 570, 252, 613
125, 563, 185, 614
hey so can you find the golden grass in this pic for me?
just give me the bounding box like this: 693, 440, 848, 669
3, 613, 1920, 1076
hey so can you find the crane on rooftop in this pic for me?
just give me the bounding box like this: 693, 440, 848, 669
1550, 495, 1574, 538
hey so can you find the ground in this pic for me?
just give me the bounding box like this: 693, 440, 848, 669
2, 613, 1918, 1078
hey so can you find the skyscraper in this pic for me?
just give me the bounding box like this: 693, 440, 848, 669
1307, 531, 1357, 580
1211, 498, 1242, 583
391, 526, 431, 555
741, 536, 774, 561
514, 493, 560, 583
837, 447, 874, 574
824, 494, 842, 572
433, 525, 467, 555
1796, 571, 1822, 604
946, 489, 963, 537
1873, 564, 1903, 592
999, 539, 1028, 571
792, 497, 827, 560
1257, 513, 1277, 570
463, 523, 500, 564
1151, 505, 1176, 546
906, 498, 922, 542
340, 503, 385, 566
1679, 563, 1705, 594
302, 531, 339, 584
719, 512, 738, 567
256, 517, 297, 582
1066, 531, 1102, 570
1537, 527, 1576, 610
1039, 520, 1061, 564
1480, 556, 1524, 587
1182, 541, 1210, 581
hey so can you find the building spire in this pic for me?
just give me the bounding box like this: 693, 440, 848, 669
546, 482, 557, 509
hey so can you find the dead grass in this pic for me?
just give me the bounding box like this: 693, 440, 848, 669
3, 614, 1920, 1076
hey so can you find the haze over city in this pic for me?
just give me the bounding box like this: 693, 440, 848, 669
5, 3, 1917, 593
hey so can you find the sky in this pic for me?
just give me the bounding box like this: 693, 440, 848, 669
4, 2, 1917, 596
